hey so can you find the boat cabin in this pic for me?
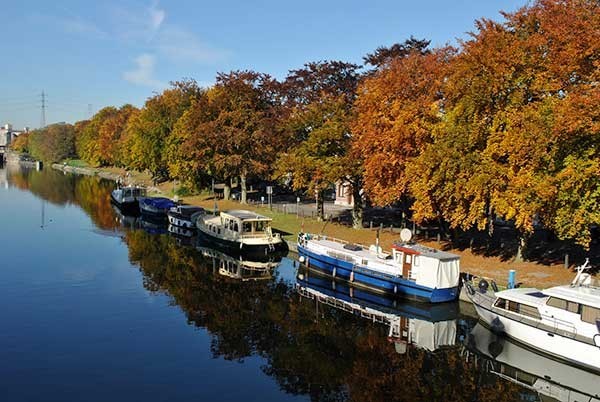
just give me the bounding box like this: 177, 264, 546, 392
391, 243, 460, 289
492, 286, 600, 336
220, 210, 274, 238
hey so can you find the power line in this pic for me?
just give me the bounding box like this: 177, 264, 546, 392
40, 90, 46, 128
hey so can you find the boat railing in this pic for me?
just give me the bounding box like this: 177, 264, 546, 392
239, 232, 281, 239
540, 314, 578, 338
305, 233, 371, 250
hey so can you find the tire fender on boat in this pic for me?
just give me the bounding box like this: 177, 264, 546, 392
350, 271, 355, 282
394, 285, 398, 294
332, 267, 337, 278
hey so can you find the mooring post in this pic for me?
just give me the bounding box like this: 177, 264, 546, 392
564, 254, 569, 269
508, 270, 516, 289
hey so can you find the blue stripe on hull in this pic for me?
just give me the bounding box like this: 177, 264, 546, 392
298, 245, 458, 303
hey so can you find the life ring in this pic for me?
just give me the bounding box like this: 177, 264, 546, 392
479, 278, 489, 293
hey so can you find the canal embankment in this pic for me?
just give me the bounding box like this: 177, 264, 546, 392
49, 162, 587, 290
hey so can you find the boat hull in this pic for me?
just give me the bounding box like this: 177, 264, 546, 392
110, 194, 140, 215
167, 214, 196, 229
472, 295, 600, 373
297, 268, 459, 322
197, 229, 287, 258
298, 244, 458, 303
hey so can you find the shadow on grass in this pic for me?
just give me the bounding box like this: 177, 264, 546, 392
332, 207, 600, 267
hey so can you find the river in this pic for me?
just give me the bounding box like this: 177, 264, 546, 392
1, 164, 593, 402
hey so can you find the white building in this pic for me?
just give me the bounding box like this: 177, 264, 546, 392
0, 124, 28, 150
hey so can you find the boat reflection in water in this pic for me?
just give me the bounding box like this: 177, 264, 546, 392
167, 224, 196, 247
466, 322, 600, 402
197, 240, 283, 282
111, 204, 140, 230
296, 268, 459, 354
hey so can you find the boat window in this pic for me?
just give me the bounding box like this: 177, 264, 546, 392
494, 298, 506, 309
507, 301, 520, 313
547, 297, 567, 309
581, 305, 600, 324
243, 222, 252, 233
406, 255, 412, 264
256, 221, 265, 232
234, 223, 239, 232
547, 297, 580, 313
519, 304, 541, 320
218, 228, 221, 235
413, 256, 419, 266
503, 300, 541, 319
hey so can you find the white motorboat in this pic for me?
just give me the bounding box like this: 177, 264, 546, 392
196, 210, 285, 255
110, 185, 146, 213
465, 259, 600, 372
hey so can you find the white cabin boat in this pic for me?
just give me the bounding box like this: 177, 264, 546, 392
110, 185, 146, 212
297, 231, 460, 303
466, 260, 600, 372
196, 210, 284, 255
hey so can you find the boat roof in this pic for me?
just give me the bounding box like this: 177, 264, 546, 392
222, 210, 272, 221
544, 285, 600, 309
392, 242, 459, 261
495, 287, 549, 306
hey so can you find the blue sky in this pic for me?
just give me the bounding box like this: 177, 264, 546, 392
0, 0, 528, 129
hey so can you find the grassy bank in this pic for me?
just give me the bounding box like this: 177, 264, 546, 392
52, 163, 578, 288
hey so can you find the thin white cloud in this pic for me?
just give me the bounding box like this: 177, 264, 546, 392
123, 54, 165, 88
31, 13, 107, 39
111, 1, 166, 42
157, 27, 229, 64
148, 1, 166, 31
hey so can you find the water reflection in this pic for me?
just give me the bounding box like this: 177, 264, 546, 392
296, 269, 459, 354
1, 164, 552, 401
465, 323, 600, 402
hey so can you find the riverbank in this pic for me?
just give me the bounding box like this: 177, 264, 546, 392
51, 162, 583, 289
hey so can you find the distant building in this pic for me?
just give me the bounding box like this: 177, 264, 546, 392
0, 123, 28, 152
334, 180, 354, 207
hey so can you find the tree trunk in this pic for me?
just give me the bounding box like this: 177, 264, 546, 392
316, 190, 325, 221
514, 232, 529, 262
351, 183, 363, 229
240, 173, 247, 204
223, 178, 231, 201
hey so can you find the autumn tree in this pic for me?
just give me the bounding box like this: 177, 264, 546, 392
363, 36, 431, 69
126, 80, 203, 181
11, 132, 29, 153
26, 123, 76, 162
76, 106, 119, 165
168, 72, 285, 201
409, 0, 600, 257
353, 47, 453, 214
277, 61, 363, 225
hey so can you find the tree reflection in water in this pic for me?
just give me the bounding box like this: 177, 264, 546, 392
6, 165, 528, 402
125, 230, 526, 402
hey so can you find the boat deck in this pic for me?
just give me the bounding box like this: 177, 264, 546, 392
308, 237, 399, 275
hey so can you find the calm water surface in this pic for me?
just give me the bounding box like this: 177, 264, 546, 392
1, 165, 585, 402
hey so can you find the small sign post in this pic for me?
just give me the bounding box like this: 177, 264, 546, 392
266, 186, 273, 210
